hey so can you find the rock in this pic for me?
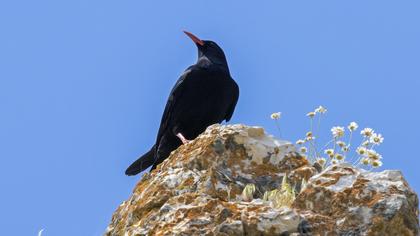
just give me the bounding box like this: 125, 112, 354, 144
294, 164, 419, 235
105, 124, 419, 236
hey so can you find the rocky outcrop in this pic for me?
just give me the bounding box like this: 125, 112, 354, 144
105, 124, 419, 236
294, 164, 419, 235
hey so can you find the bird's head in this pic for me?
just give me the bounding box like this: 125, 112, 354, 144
184, 31, 228, 68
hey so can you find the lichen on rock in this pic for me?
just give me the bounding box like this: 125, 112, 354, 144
105, 124, 419, 236
294, 164, 419, 235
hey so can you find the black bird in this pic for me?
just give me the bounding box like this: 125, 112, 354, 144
125, 31, 239, 176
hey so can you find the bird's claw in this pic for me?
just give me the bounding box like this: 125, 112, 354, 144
176, 133, 191, 145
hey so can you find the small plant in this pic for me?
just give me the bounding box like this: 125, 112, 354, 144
241, 183, 256, 201
271, 106, 384, 171
263, 175, 295, 208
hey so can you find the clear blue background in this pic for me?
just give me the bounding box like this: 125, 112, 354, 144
1, 1, 419, 235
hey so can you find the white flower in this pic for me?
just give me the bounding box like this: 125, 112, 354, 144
300, 147, 307, 153
348, 122, 358, 131
336, 141, 346, 147
306, 112, 315, 118
270, 112, 281, 120
356, 147, 367, 155
335, 154, 344, 161
324, 149, 334, 155
306, 136, 315, 141
342, 145, 350, 152
372, 160, 383, 168
361, 128, 375, 137
306, 131, 313, 137
361, 158, 370, 165
370, 133, 384, 145
367, 149, 382, 160
331, 126, 345, 138
317, 158, 326, 165
315, 106, 327, 114
296, 139, 305, 145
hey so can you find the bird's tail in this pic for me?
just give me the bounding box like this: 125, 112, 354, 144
125, 145, 156, 176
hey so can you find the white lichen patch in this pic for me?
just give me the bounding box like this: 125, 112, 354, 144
231, 168, 254, 180
214, 180, 227, 191
363, 170, 408, 193
381, 195, 406, 216
255, 208, 301, 234
229, 126, 294, 165
308, 163, 360, 192
327, 174, 358, 192
349, 206, 373, 225
160, 168, 199, 189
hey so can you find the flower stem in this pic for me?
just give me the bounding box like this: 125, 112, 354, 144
274, 120, 282, 138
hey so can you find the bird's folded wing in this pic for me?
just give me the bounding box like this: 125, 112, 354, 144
155, 67, 194, 144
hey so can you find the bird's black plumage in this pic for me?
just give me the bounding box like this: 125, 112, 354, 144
125, 32, 239, 176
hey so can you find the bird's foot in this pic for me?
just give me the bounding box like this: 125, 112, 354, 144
176, 133, 191, 145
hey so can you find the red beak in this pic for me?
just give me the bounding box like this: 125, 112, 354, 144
183, 31, 204, 46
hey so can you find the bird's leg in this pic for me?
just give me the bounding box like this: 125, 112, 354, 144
176, 133, 190, 144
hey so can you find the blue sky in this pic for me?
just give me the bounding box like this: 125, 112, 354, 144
1, 1, 419, 235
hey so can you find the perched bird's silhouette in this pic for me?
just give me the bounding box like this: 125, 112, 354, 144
125, 31, 239, 176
